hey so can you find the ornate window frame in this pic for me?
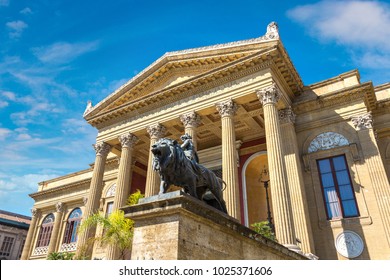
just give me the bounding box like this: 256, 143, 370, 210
304, 145, 371, 229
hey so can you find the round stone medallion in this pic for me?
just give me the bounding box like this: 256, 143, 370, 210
335, 230, 364, 258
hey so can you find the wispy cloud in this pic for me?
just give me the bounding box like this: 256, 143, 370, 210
287, 1, 390, 71
20, 7, 33, 15
32, 41, 99, 64
6, 20, 28, 38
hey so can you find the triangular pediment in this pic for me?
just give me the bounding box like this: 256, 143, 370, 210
84, 22, 303, 127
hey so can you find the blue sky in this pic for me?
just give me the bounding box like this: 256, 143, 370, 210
1, 0, 390, 216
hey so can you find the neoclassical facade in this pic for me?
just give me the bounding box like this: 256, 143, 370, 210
22, 22, 390, 260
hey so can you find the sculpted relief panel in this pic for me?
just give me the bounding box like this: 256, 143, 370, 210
308, 132, 350, 153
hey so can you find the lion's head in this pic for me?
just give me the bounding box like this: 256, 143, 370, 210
151, 138, 177, 171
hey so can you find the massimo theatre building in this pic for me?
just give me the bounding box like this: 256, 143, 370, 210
21, 22, 390, 260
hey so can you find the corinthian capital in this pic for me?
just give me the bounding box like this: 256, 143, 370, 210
93, 142, 112, 157
55, 202, 64, 213
180, 111, 201, 128
119, 132, 139, 148
256, 83, 280, 105
146, 123, 166, 139
216, 99, 238, 118
31, 208, 40, 217
351, 112, 373, 130
279, 107, 296, 124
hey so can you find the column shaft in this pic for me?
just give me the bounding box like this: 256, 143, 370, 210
279, 108, 315, 254
76, 142, 111, 258
21, 209, 40, 260
107, 133, 138, 260
257, 84, 296, 246
216, 100, 241, 221
47, 202, 65, 254
145, 124, 166, 197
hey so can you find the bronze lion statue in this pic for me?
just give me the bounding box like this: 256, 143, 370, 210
151, 138, 228, 214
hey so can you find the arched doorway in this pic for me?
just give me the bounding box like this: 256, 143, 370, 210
242, 152, 273, 227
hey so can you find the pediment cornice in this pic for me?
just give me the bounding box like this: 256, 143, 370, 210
84, 22, 304, 128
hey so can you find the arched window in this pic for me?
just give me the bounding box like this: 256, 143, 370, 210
62, 208, 82, 244
36, 214, 55, 247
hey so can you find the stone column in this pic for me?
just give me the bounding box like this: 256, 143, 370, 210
21, 208, 40, 260
47, 202, 65, 254
113, 133, 139, 210
106, 133, 138, 260
216, 99, 241, 221
145, 124, 166, 197
180, 111, 201, 150
352, 112, 390, 246
279, 108, 315, 254
76, 141, 111, 258
256, 83, 296, 247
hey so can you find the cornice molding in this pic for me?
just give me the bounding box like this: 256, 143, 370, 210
293, 83, 375, 115
29, 178, 91, 200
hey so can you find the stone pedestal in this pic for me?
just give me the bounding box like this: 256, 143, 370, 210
122, 191, 307, 260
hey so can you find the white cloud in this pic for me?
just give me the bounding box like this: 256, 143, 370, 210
20, 7, 32, 15
0, 172, 61, 197
32, 41, 99, 64
287, 1, 390, 70
6, 20, 28, 38
0, 128, 11, 140
0, 100, 8, 108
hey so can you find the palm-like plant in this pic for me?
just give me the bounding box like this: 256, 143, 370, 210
78, 210, 134, 260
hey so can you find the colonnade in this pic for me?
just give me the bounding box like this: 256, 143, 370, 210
72, 82, 313, 258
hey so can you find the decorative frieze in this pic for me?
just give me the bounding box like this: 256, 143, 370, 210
93, 142, 111, 157
119, 132, 138, 148
308, 132, 350, 153
146, 123, 166, 139
216, 99, 238, 117
351, 112, 373, 130
180, 111, 201, 128
256, 83, 280, 105
279, 107, 296, 124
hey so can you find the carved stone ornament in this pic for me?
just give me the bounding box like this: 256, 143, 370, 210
335, 230, 364, 258
308, 132, 349, 153
264, 21, 279, 40
83, 100, 93, 116
55, 202, 64, 212
180, 111, 201, 128
146, 123, 166, 139
351, 112, 373, 130
106, 183, 116, 197
119, 132, 138, 148
93, 142, 111, 157
256, 83, 280, 105
216, 99, 238, 117
31, 208, 39, 217
279, 107, 296, 124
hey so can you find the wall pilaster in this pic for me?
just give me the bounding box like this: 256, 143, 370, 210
352, 112, 390, 246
